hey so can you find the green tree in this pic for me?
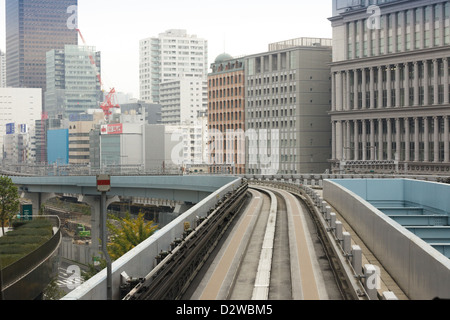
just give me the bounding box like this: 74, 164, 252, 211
107, 212, 158, 260
0, 176, 20, 236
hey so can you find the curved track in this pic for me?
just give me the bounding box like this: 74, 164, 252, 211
184, 185, 343, 300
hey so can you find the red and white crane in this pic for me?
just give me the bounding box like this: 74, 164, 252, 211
76, 28, 120, 122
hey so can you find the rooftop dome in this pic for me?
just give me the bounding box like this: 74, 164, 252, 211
214, 53, 233, 63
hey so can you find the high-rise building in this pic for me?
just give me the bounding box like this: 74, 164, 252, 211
0, 51, 6, 88
245, 38, 333, 175
159, 77, 208, 125
208, 53, 246, 174
45, 45, 102, 119
139, 29, 208, 104
0, 88, 42, 159
330, 0, 450, 174
5, 0, 78, 91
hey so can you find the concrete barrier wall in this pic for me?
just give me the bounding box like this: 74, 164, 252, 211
62, 177, 243, 300
323, 179, 450, 300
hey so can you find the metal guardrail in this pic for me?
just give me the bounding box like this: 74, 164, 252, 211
1, 216, 61, 291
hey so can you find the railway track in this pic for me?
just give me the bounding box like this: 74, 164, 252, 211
185, 185, 344, 300
123, 180, 346, 300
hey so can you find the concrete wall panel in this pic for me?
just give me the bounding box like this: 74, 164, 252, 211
323, 179, 450, 300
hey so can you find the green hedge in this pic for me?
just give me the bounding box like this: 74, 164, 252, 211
0, 219, 53, 269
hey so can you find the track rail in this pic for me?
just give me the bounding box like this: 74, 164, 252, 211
123, 181, 248, 300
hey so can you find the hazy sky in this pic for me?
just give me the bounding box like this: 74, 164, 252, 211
0, 0, 333, 99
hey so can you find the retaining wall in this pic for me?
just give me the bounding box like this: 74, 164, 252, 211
323, 179, 450, 300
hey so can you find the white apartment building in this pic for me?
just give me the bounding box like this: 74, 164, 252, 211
139, 29, 208, 104
0, 51, 5, 88
159, 77, 208, 124
0, 88, 42, 158
145, 120, 209, 172
3, 125, 35, 165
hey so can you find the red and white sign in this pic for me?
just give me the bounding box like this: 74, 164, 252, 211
97, 174, 111, 192
101, 123, 123, 135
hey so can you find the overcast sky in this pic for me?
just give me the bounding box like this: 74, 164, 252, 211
0, 0, 333, 99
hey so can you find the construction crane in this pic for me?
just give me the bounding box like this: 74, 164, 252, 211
76, 28, 120, 123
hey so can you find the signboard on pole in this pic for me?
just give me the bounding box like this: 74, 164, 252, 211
97, 174, 111, 192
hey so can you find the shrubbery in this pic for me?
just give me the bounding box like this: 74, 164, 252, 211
0, 219, 53, 269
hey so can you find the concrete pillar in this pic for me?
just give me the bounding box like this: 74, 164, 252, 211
370, 119, 376, 160
351, 245, 362, 275
335, 221, 343, 241
378, 66, 383, 108
77, 194, 120, 259
387, 118, 392, 161
433, 59, 439, 105
434, 116, 439, 162
329, 212, 336, 229
424, 117, 429, 162
354, 120, 359, 160
404, 63, 410, 107
370, 67, 375, 109
444, 58, 449, 105
424, 60, 429, 106
343, 232, 351, 255
396, 118, 401, 161
336, 121, 343, 160
378, 119, 384, 161
354, 69, 359, 110
414, 117, 420, 162
21, 192, 56, 216
332, 121, 336, 159
405, 117, 411, 162
331, 72, 336, 111
395, 64, 401, 107
362, 68, 367, 109
346, 121, 352, 160
362, 120, 367, 161
445, 116, 449, 163
336, 72, 343, 111
414, 62, 420, 106
346, 71, 351, 111
386, 65, 392, 108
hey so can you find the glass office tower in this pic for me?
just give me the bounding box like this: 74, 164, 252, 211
5, 0, 78, 91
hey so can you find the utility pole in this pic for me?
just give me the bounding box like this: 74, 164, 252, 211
97, 175, 112, 300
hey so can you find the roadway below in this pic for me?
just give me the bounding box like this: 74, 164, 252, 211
183, 185, 344, 300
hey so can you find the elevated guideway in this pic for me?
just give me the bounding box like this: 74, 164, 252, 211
6, 172, 450, 300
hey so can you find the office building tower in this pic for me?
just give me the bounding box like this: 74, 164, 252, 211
0, 88, 42, 159
208, 53, 246, 174
45, 45, 102, 119
139, 29, 208, 104
245, 38, 333, 175
5, 0, 78, 91
0, 51, 6, 88
330, 0, 450, 174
